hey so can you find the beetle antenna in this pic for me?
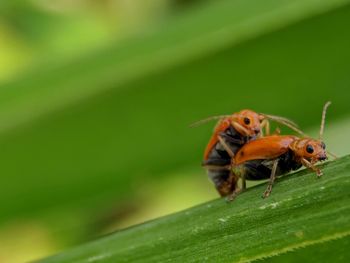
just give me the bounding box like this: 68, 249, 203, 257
189, 115, 231, 127
262, 114, 299, 128
319, 101, 331, 140
327, 150, 338, 159
261, 114, 307, 136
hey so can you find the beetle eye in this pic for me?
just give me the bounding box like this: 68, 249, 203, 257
306, 145, 314, 154
243, 117, 250, 125
321, 142, 326, 149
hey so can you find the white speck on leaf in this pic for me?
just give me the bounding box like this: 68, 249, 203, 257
270, 202, 278, 209
218, 218, 227, 222
259, 202, 279, 210
87, 253, 111, 262
192, 226, 202, 233
295, 230, 304, 238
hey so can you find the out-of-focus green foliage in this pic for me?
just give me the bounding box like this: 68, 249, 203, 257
1, 0, 350, 262
0, 0, 172, 80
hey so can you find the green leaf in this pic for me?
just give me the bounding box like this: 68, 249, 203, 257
39, 156, 350, 263
2, 0, 350, 226
260, 235, 350, 263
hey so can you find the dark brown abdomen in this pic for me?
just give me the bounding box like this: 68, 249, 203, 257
243, 150, 302, 180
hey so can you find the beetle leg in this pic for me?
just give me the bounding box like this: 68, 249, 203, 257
301, 158, 323, 177
219, 131, 244, 145
262, 159, 279, 198
232, 122, 250, 136
226, 187, 242, 202
226, 173, 241, 202
260, 119, 270, 136
273, 127, 281, 135
241, 174, 246, 190
261, 119, 280, 135
226, 171, 247, 202
218, 135, 235, 158
208, 170, 239, 198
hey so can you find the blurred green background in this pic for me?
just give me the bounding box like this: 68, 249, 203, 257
1, 0, 350, 262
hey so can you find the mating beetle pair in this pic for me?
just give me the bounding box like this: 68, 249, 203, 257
193, 102, 332, 200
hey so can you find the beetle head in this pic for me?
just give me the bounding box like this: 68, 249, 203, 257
233, 109, 261, 137
290, 138, 327, 163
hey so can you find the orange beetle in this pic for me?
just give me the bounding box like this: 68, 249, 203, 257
227, 102, 333, 199
192, 110, 303, 197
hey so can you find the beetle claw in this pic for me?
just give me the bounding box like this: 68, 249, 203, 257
226, 188, 242, 202
262, 191, 271, 199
